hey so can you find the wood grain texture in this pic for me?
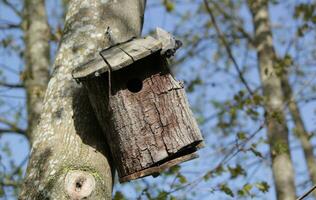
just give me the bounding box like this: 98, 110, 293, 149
73, 36, 162, 79
84, 53, 203, 181
73, 57, 106, 80
120, 152, 198, 182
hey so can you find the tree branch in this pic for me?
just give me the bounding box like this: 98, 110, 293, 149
211, 1, 254, 44
0, 63, 20, 75
0, 23, 20, 30
1, 0, 22, 17
0, 117, 26, 135
1, 179, 22, 187
0, 128, 26, 135
0, 81, 23, 88
297, 185, 316, 200
203, 0, 254, 96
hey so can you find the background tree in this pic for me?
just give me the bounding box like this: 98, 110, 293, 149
0, 0, 316, 199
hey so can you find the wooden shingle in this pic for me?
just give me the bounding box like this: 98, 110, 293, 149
72, 36, 162, 79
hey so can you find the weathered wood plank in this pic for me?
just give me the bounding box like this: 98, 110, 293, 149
72, 57, 106, 79
119, 152, 198, 183
135, 36, 162, 54
73, 36, 162, 79
100, 36, 162, 71
100, 45, 133, 71
119, 36, 162, 61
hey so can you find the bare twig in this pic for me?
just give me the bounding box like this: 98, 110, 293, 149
1, 179, 22, 187
0, 81, 23, 88
2, 0, 22, 17
0, 63, 20, 75
157, 120, 265, 199
0, 94, 25, 99
0, 128, 26, 135
0, 23, 20, 30
211, 1, 254, 44
6, 155, 29, 185
297, 185, 316, 200
203, 0, 254, 96
0, 117, 26, 135
155, 60, 316, 198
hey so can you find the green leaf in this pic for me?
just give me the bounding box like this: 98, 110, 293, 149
252, 94, 263, 105
250, 146, 263, 158
0, 186, 4, 197
113, 191, 125, 200
170, 196, 177, 200
157, 191, 168, 200
237, 132, 247, 140
187, 77, 203, 93
17, 167, 23, 177
243, 184, 252, 192
203, 171, 212, 181
177, 174, 187, 184
214, 165, 224, 176
165, 165, 180, 175
237, 184, 253, 196
230, 107, 237, 118
246, 108, 259, 119
255, 181, 270, 193
163, 0, 175, 12
228, 164, 246, 179
238, 90, 245, 98
219, 184, 234, 197
204, 165, 224, 181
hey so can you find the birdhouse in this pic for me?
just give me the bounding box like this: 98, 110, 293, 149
72, 29, 204, 183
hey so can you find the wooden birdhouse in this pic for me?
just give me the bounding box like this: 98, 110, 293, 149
72, 29, 204, 183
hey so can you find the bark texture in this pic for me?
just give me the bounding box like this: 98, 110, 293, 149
23, 0, 50, 141
248, 1, 296, 199
281, 75, 316, 197
20, 0, 146, 199
84, 53, 203, 182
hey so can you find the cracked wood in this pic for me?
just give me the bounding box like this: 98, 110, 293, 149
84, 53, 204, 182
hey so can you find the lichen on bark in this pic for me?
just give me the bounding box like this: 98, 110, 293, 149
20, 0, 146, 199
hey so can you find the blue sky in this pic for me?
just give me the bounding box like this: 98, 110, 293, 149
1, 0, 316, 199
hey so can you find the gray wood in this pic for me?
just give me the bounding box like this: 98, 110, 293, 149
120, 152, 198, 182
83, 54, 204, 182
72, 57, 106, 79
100, 44, 134, 71
72, 36, 162, 79
137, 36, 163, 53
119, 36, 162, 61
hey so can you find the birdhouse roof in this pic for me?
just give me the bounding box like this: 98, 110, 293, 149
72, 36, 162, 79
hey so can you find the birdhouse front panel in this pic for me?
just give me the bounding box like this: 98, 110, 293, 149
73, 34, 204, 183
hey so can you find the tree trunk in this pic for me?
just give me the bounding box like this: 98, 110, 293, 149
281, 74, 316, 197
248, 1, 296, 199
20, 0, 146, 199
22, 0, 50, 141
